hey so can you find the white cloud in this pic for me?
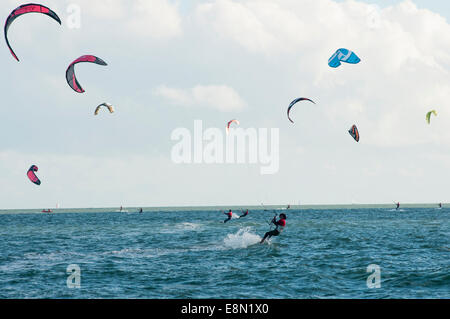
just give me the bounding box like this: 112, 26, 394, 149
195, 0, 307, 55
153, 84, 247, 112
126, 0, 182, 38
64, 0, 183, 39
78, 0, 125, 20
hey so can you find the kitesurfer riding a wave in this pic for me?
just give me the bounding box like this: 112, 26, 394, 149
260, 213, 286, 243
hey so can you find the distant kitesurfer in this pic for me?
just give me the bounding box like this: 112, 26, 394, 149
139, 208, 143, 213
120, 206, 123, 212
260, 213, 286, 244
287, 204, 291, 210
223, 210, 233, 223
239, 210, 249, 218
439, 203, 442, 208
396, 202, 400, 210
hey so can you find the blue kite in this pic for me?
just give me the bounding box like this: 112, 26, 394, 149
328, 48, 360, 68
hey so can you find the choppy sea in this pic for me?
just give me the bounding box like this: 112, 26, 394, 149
0, 205, 448, 298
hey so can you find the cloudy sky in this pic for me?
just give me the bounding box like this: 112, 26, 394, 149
1, 0, 449, 209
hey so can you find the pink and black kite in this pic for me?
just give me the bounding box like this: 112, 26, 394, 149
4, 3, 61, 61
27, 165, 41, 185
65, 55, 108, 93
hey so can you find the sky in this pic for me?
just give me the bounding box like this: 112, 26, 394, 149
0, 0, 449, 209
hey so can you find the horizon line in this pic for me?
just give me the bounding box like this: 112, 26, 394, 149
0, 202, 446, 212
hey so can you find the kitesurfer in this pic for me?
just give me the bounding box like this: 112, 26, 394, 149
139, 208, 143, 213
239, 209, 249, 218
396, 202, 400, 210
223, 210, 233, 223
260, 213, 286, 243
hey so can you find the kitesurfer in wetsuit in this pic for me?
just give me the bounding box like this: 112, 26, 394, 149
439, 203, 442, 208
396, 202, 400, 210
239, 209, 249, 218
223, 210, 233, 223
260, 213, 286, 243
139, 208, 143, 213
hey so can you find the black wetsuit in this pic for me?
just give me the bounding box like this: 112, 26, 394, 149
224, 212, 233, 223
261, 218, 286, 243
239, 210, 249, 218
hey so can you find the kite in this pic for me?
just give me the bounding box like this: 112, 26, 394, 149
4, 3, 61, 61
426, 110, 437, 124
66, 55, 107, 93
95, 103, 114, 115
287, 98, 315, 123
27, 165, 41, 185
348, 124, 360, 142
226, 119, 240, 134
328, 48, 360, 68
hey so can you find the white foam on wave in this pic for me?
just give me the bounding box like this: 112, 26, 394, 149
110, 248, 145, 255
159, 222, 202, 234
223, 227, 261, 249
177, 222, 202, 230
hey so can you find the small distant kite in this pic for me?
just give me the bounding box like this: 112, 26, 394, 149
27, 165, 41, 185
348, 125, 360, 142
66, 55, 108, 93
426, 110, 437, 124
287, 98, 315, 123
226, 119, 240, 134
95, 103, 114, 115
328, 48, 361, 68
4, 3, 61, 62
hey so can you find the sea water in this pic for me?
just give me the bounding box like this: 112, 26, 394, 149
0, 206, 448, 298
